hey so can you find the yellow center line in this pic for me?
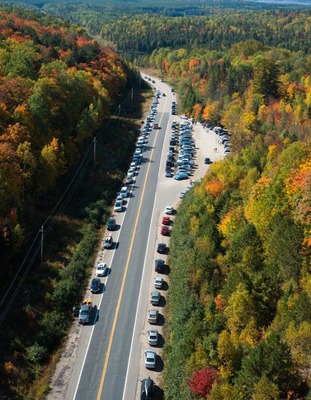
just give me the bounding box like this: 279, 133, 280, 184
96, 94, 167, 399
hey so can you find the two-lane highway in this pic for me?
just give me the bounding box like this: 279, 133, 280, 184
48, 75, 224, 400
69, 78, 173, 400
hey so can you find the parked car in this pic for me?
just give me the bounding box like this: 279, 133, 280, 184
160, 225, 170, 236
155, 258, 165, 273
154, 277, 164, 289
157, 243, 167, 254
164, 206, 174, 215
174, 172, 188, 180
144, 350, 157, 369
148, 309, 159, 324
162, 216, 171, 225
204, 157, 212, 164
96, 262, 108, 277
107, 216, 116, 231
150, 291, 161, 305
90, 278, 101, 293
140, 377, 154, 400
147, 329, 159, 346
103, 234, 113, 249
114, 200, 123, 212
120, 186, 129, 198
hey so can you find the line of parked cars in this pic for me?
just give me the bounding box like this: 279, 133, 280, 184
165, 119, 196, 180
142, 206, 175, 397
213, 126, 231, 156
79, 89, 163, 330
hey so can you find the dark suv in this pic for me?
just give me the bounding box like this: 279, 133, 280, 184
107, 216, 116, 231
155, 258, 165, 273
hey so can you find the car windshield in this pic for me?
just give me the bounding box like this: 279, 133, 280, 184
80, 310, 88, 315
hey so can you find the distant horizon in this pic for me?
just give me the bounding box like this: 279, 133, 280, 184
250, 0, 311, 4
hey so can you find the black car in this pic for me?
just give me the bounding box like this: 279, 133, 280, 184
91, 278, 101, 293
157, 243, 167, 254
155, 258, 165, 273
141, 377, 154, 400
204, 157, 212, 164
107, 216, 116, 230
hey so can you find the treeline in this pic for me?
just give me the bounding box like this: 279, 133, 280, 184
97, 10, 311, 59
40, 1, 306, 39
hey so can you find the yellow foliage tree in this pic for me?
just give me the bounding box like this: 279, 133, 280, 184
285, 321, 311, 385
217, 330, 241, 378
252, 375, 280, 400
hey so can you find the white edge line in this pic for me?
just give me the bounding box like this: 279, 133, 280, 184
121, 190, 158, 400
72, 199, 128, 400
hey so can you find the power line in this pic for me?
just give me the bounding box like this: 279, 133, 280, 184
0, 85, 138, 326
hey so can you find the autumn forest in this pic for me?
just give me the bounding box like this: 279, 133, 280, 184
0, 1, 310, 399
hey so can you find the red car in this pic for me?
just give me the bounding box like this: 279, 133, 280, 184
162, 216, 171, 225
160, 225, 170, 236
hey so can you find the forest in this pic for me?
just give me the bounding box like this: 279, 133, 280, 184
0, 1, 310, 399
0, 5, 147, 399
143, 10, 311, 400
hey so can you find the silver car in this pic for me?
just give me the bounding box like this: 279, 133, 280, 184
144, 350, 156, 369
147, 329, 158, 346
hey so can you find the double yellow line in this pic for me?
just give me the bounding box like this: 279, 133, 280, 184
96, 96, 167, 399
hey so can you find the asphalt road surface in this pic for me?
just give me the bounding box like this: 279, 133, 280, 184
47, 75, 224, 400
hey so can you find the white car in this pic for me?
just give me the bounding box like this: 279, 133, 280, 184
120, 186, 129, 198
144, 350, 156, 369
114, 200, 123, 212
96, 262, 108, 277
154, 277, 163, 289
164, 206, 174, 215
147, 329, 158, 346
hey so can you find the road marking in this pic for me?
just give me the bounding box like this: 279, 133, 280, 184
96, 95, 167, 400
122, 94, 168, 399
72, 200, 128, 400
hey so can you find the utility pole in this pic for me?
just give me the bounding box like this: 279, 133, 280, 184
118, 105, 121, 127
93, 137, 97, 170
40, 225, 44, 262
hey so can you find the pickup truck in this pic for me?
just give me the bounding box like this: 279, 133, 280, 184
103, 233, 113, 249
78, 298, 92, 325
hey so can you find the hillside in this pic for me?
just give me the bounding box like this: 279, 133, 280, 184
0, 6, 148, 399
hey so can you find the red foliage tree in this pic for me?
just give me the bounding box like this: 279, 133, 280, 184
187, 367, 220, 398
